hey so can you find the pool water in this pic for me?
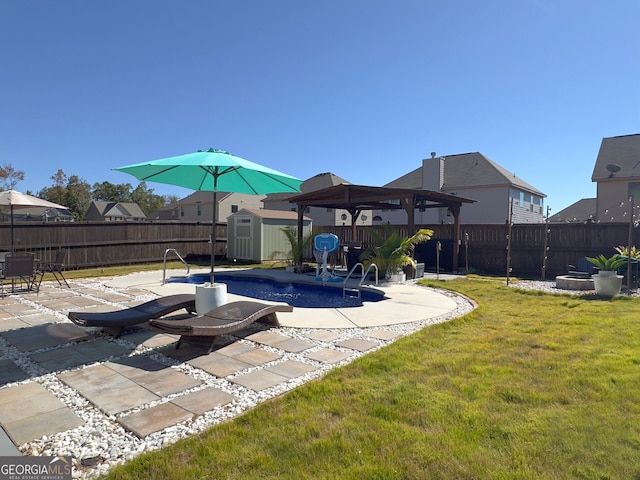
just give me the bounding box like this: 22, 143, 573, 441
168, 273, 385, 308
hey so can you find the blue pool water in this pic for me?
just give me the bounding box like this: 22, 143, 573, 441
168, 273, 385, 308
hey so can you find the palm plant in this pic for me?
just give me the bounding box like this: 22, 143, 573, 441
586, 253, 627, 272
360, 226, 433, 278
271, 226, 314, 271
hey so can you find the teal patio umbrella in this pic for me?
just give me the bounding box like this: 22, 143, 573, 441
114, 148, 303, 283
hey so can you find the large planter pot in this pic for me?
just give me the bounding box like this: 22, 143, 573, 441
195, 282, 228, 314
387, 272, 406, 283
592, 272, 623, 298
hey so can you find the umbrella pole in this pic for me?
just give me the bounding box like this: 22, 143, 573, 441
10, 205, 14, 253
210, 188, 217, 284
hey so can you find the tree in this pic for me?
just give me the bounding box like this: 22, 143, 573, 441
64, 175, 92, 221
92, 181, 133, 202
39, 170, 91, 221
0, 164, 25, 190
131, 182, 166, 215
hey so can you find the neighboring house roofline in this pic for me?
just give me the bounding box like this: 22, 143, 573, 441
591, 133, 640, 182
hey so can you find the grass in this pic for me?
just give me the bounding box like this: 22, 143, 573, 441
89, 274, 640, 479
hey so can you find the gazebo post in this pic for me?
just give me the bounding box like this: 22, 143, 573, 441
296, 204, 306, 267
450, 205, 461, 273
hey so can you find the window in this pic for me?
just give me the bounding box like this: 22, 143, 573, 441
326, 208, 333, 212
180, 207, 184, 217
231, 205, 238, 213
628, 182, 640, 199
197, 205, 202, 216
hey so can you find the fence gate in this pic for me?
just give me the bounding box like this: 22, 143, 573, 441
233, 215, 253, 260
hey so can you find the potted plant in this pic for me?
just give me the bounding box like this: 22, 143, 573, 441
360, 226, 433, 282
586, 253, 626, 297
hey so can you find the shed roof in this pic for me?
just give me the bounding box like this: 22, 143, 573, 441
236, 208, 311, 221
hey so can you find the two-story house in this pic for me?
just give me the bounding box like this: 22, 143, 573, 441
380, 152, 546, 224
550, 134, 640, 223
263, 172, 373, 227
152, 191, 266, 223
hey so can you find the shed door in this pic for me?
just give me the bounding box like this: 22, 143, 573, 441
234, 215, 253, 260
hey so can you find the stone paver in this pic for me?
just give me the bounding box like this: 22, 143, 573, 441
106, 356, 201, 397
0, 358, 29, 385
0, 382, 84, 446
1, 323, 91, 352
59, 363, 160, 415
231, 370, 289, 391
305, 347, 352, 364
336, 338, 379, 352
265, 360, 319, 379
29, 340, 132, 372
187, 351, 253, 377
246, 331, 315, 353
367, 329, 403, 341
118, 402, 193, 438
305, 330, 343, 342
171, 387, 238, 415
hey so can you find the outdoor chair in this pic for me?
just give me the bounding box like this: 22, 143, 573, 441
1, 253, 37, 296
567, 257, 596, 279
149, 300, 293, 353
68, 293, 196, 337
35, 250, 69, 289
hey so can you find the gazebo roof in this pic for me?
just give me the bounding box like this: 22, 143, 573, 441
286, 184, 475, 211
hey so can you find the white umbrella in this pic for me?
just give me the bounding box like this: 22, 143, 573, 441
0, 190, 69, 252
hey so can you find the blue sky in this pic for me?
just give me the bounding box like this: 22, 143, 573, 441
1, 0, 638, 214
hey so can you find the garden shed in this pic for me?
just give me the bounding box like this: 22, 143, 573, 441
227, 208, 312, 263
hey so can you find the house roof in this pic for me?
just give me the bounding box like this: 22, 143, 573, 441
300, 172, 350, 193
92, 201, 146, 218
548, 198, 596, 223
591, 134, 640, 181
264, 172, 351, 202
178, 191, 232, 204
236, 208, 311, 221
385, 152, 545, 196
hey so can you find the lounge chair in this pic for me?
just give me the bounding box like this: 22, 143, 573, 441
148, 300, 293, 353
68, 294, 196, 338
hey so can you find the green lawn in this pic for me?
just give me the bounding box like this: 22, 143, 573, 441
97, 275, 640, 479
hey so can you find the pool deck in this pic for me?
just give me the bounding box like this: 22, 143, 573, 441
107, 268, 462, 329
0, 268, 470, 476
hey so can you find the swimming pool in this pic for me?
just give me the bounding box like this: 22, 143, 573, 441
167, 273, 385, 308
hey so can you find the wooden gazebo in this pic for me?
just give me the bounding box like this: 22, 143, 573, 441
287, 184, 475, 272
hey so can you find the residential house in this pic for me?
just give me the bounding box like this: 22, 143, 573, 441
548, 198, 597, 223
551, 133, 640, 223
591, 133, 640, 223
172, 191, 266, 223
263, 172, 373, 227
86, 201, 146, 221
380, 152, 546, 224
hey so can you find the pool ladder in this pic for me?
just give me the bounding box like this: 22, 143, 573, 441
343, 262, 378, 298
162, 248, 190, 284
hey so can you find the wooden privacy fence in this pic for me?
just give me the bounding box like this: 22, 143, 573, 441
4, 221, 639, 278
3, 222, 220, 269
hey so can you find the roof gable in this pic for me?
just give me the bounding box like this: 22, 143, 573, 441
591, 134, 640, 181
385, 152, 544, 195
